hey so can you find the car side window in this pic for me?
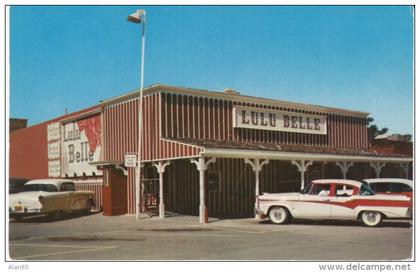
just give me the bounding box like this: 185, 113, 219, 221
309, 184, 330, 196
24, 184, 58, 192
335, 185, 354, 197
60, 182, 76, 192
370, 182, 390, 193
390, 183, 412, 193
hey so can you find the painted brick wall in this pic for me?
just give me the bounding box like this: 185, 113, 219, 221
9, 122, 48, 179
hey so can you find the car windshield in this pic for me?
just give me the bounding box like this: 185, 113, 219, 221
24, 184, 58, 192
359, 183, 375, 196
300, 182, 312, 194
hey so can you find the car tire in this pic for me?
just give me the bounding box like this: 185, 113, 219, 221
50, 210, 62, 220
361, 211, 382, 227
268, 206, 289, 224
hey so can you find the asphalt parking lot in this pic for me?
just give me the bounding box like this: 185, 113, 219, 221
8, 212, 413, 261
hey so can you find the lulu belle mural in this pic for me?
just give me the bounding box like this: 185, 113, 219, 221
61, 114, 102, 177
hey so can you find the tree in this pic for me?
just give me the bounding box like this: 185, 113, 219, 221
367, 117, 388, 142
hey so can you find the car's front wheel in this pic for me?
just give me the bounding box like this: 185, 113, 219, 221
360, 211, 382, 227
268, 206, 289, 224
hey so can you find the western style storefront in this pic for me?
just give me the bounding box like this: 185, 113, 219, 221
9, 106, 104, 212
95, 84, 412, 223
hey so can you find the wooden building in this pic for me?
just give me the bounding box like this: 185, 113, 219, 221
9, 84, 412, 222
96, 84, 412, 222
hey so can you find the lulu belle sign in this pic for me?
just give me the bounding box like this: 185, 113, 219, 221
62, 115, 102, 176
233, 106, 327, 135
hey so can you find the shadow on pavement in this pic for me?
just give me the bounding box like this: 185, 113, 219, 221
9, 211, 102, 223
259, 219, 412, 228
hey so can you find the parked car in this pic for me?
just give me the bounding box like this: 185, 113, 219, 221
9, 179, 95, 221
9, 178, 29, 194
256, 179, 412, 227
363, 178, 413, 199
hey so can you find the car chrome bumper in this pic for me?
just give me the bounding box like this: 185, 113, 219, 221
254, 207, 267, 219
9, 207, 42, 216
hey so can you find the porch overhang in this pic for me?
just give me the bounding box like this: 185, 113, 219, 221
164, 138, 412, 164
199, 148, 412, 163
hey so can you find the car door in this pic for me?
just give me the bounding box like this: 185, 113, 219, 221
293, 183, 333, 219
60, 182, 82, 211
330, 184, 357, 219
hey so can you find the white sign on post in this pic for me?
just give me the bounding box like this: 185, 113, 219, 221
125, 154, 138, 168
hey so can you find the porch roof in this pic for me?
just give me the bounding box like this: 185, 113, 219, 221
164, 138, 412, 163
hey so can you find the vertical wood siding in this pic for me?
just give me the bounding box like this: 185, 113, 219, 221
103, 94, 202, 163
160, 92, 369, 150
169, 159, 303, 218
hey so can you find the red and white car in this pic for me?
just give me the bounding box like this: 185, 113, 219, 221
256, 179, 411, 227
363, 178, 413, 199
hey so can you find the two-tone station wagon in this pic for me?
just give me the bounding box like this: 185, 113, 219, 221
256, 179, 412, 227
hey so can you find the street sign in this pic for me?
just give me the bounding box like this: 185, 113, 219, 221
125, 154, 137, 167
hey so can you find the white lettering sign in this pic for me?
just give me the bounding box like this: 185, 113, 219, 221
47, 122, 60, 142
233, 106, 327, 135
125, 154, 137, 167
48, 141, 60, 159
47, 122, 61, 176
48, 160, 61, 177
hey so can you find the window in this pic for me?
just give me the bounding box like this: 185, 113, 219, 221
24, 184, 58, 192
60, 182, 76, 191
334, 185, 354, 197
208, 171, 220, 192
309, 184, 330, 196
359, 184, 375, 196
390, 183, 412, 193
370, 182, 390, 193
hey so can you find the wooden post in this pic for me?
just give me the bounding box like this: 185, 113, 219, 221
335, 161, 353, 179
399, 163, 410, 179
244, 158, 269, 219
370, 162, 385, 178
191, 157, 216, 224
292, 160, 313, 190
153, 161, 170, 219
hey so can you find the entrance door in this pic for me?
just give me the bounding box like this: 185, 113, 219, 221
143, 178, 159, 212
102, 167, 127, 216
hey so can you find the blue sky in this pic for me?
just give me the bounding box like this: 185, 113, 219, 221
9, 6, 413, 134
